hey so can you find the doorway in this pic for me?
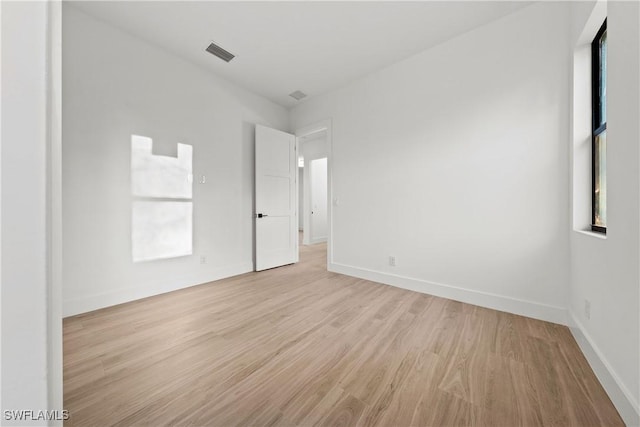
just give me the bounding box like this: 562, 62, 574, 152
309, 157, 328, 244
300, 154, 328, 245
299, 131, 328, 246
295, 120, 332, 266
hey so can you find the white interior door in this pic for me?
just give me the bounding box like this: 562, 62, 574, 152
255, 125, 298, 271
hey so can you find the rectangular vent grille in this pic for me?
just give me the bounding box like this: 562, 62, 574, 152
205, 42, 235, 62
289, 90, 307, 101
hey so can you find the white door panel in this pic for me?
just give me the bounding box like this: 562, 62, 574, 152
255, 125, 297, 271
259, 176, 291, 215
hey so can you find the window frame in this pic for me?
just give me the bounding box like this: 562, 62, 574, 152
591, 19, 607, 234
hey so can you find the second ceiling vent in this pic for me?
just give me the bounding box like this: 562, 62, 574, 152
205, 42, 235, 63
289, 90, 307, 101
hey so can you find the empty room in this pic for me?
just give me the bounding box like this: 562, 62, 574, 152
1, 1, 640, 426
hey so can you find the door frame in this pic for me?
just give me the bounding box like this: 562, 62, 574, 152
295, 119, 333, 267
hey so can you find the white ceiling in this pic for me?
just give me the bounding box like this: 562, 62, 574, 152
70, 1, 532, 109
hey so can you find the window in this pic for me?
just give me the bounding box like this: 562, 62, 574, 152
591, 19, 607, 233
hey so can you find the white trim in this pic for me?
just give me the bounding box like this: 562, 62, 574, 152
328, 262, 568, 325
295, 120, 332, 139
569, 312, 640, 427
326, 260, 640, 424
573, 229, 607, 240
63, 262, 253, 317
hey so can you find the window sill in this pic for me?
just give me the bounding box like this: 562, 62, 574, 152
574, 229, 607, 240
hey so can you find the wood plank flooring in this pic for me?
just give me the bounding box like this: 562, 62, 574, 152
64, 242, 623, 426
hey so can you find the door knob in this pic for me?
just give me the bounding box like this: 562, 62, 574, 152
256, 213, 268, 218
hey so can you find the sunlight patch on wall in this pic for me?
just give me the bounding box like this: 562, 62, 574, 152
132, 201, 192, 262
132, 135, 193, 198
131, 135, 193, 262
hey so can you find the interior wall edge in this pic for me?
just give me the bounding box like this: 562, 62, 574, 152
46, 0, 63, 421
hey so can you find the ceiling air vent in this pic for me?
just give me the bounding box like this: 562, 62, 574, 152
205, 42, 235, 63
289, 90, 307, 101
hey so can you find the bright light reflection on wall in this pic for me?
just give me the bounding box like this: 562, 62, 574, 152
132, 135, 193, 198
132, 201, 192, 262
131, 135, 193, 262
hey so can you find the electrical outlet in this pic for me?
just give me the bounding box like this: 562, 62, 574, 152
389, 256, 396, 267
200, 255, 207, 264
584, 299, 591, 320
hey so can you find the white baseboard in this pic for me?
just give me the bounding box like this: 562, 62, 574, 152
569, 312, 640, 427
63, 262, 253, 317
62, 257, 638, 425
328, 262, 639, 426
328, 262, 568, 325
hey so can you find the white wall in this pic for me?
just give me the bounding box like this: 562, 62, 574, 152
1, 1, 50, 424
300, 132, 329, 163
51, 1, 640, 423
569, 2, 640, 424
62, 5, 289, 316
291, 2, 571, 323
48, 1, 64, 418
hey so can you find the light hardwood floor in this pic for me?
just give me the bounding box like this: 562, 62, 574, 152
64, 242, 623, 426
